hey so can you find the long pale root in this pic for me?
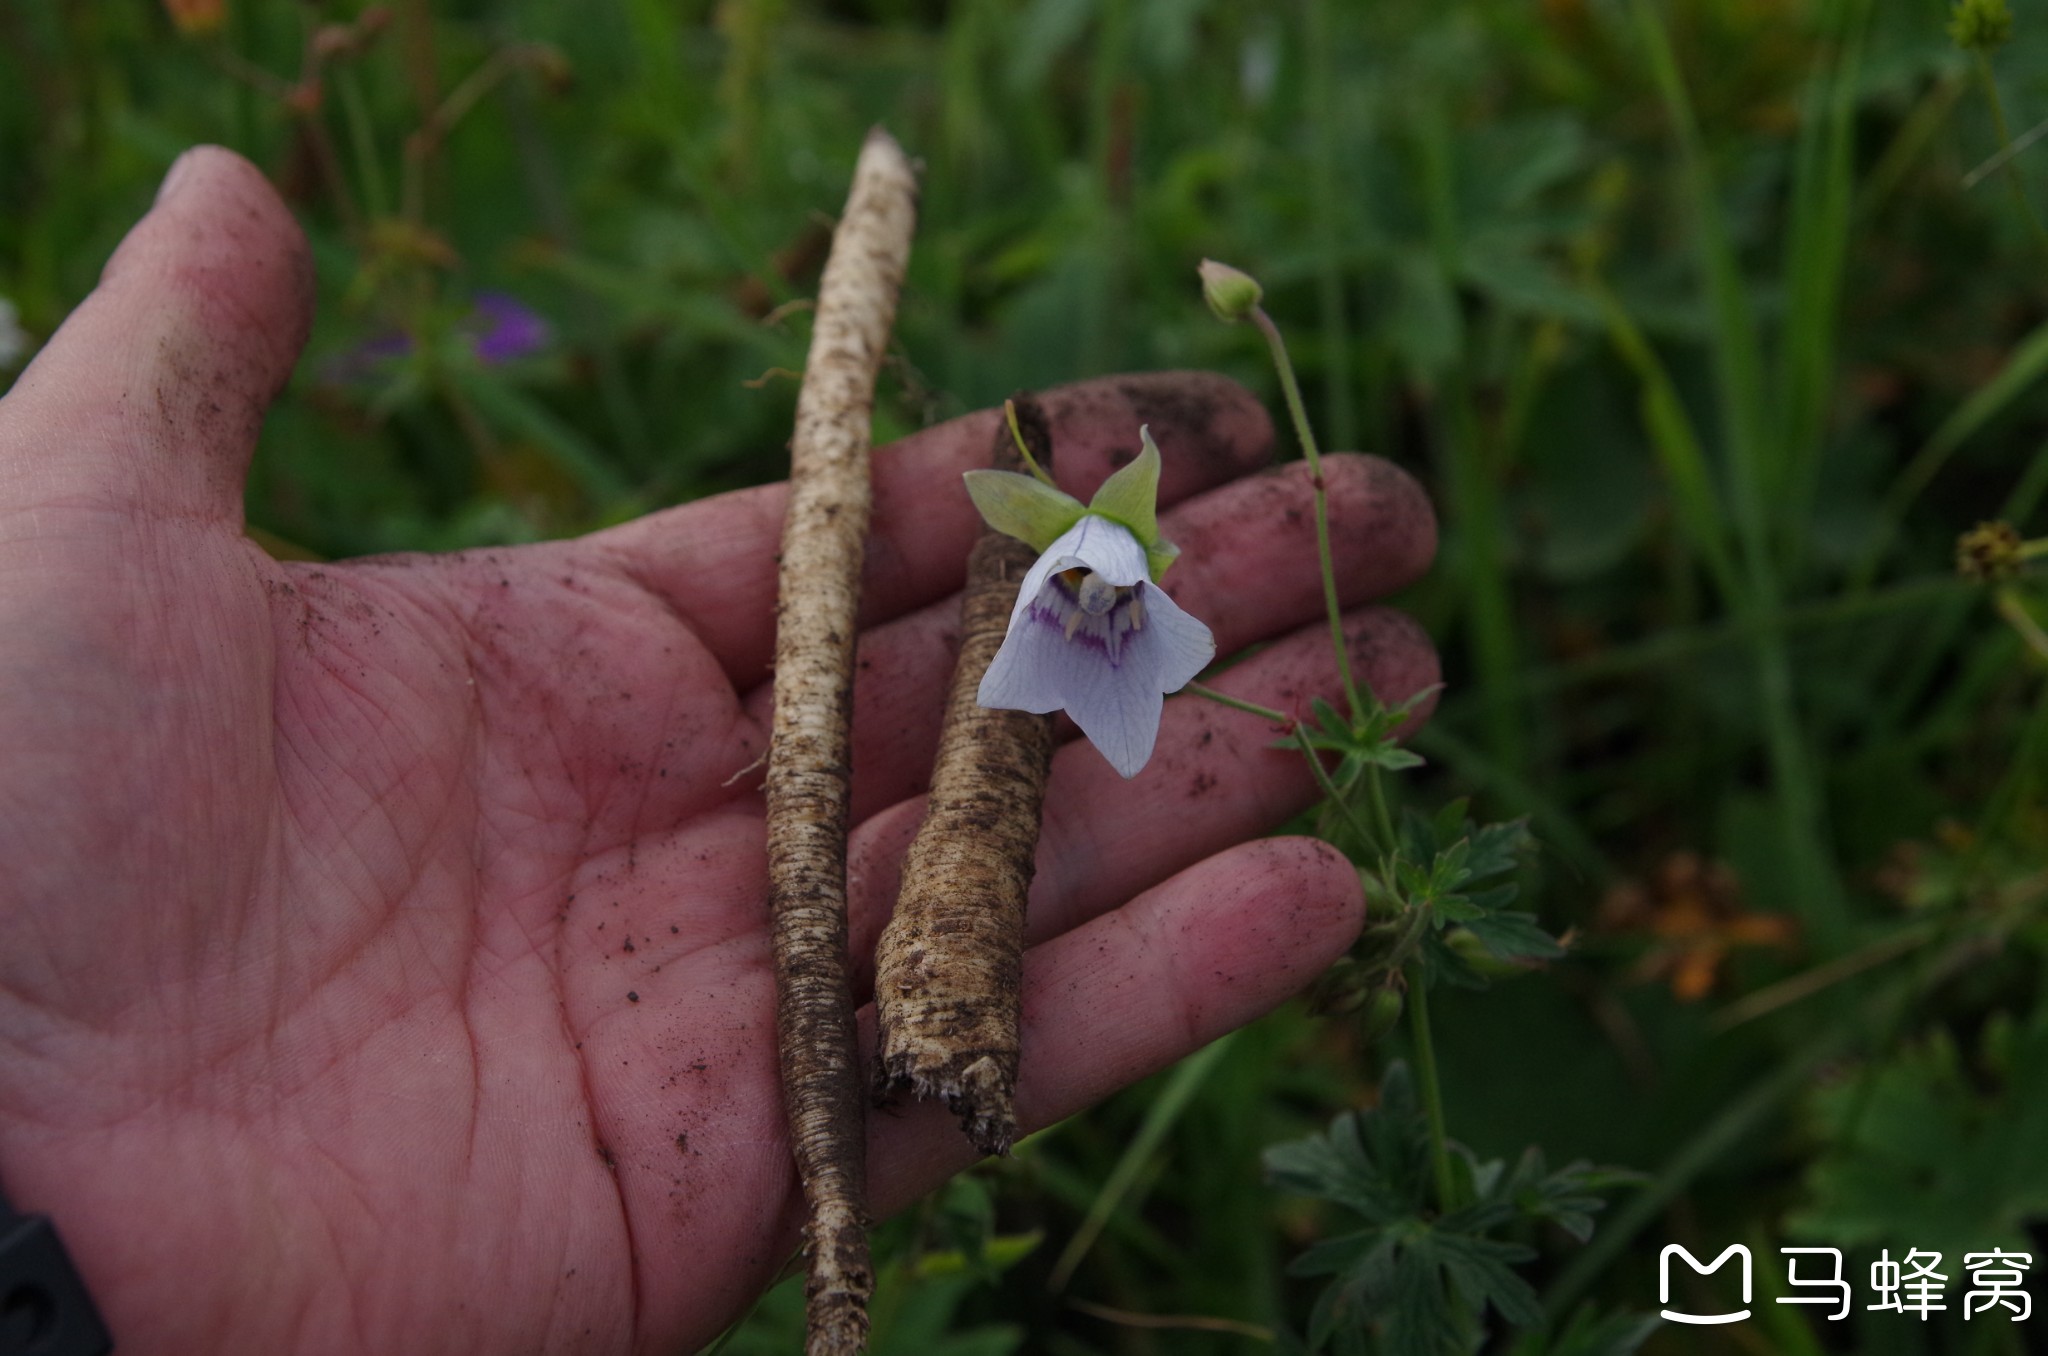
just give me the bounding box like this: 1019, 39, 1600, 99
764, 127, 918, 1356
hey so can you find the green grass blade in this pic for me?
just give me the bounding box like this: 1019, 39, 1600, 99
1628, 0, 1847, 948
1306, 0, 1358, 453
1416, 102, 1526, 775
2001, 435, 2048, 524
1591, 279, 1746, 608
1046, 1032, 1238, 1291
1776, 0, 1869, 570
1857, 315, 2048, 586
451, 365, 634, 505
1626, 0, 1770, 588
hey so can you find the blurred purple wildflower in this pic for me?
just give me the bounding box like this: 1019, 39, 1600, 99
322, 291, 550, 385
469, 292, 550, 364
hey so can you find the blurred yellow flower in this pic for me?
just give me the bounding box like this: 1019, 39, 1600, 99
163, 0, 225, 37
1602, 852, 1797, 1002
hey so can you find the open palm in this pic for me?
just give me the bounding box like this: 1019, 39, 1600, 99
0, 149, 1438, 1355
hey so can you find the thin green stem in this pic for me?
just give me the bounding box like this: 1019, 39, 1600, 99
1363, 768, 1397, 855
1860, 72, 1964, 219
1305, 0, 1357, 451
336, 66, 390, 220
498, 72, 652, 471
1183, 683, 1386, 850
1446, 575, 1963, 709
403, 43, 542, 224
1250, 305, 1323, 485
1711, 923, 1937, 1031
1996, 588, 2048, 660
1541, 1032, 1840, 1319
1047, 1033, 1238, 1290
1405, 972, 1458, 1211
1003, 399, 1057, 487
1252, 305, 1361, 721
1971, 51, 2048, 264
1416, 104, 1524, 775
1295, 727, 1379, 854
1183, 682, 1289, 726
1972, 683, 2048, 862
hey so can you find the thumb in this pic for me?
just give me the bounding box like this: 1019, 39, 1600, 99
0, 145, 313, 525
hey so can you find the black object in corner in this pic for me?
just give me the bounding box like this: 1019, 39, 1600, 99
0, 1190, 112, 1356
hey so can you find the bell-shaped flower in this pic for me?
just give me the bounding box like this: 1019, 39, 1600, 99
966, 427, 1215, 778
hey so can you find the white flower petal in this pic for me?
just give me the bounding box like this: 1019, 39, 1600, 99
976, 604, 1075, 714
1058, 649, 1166, 779
1133, 582, 1217, 692
1055, 585, 1214, 777
1060, 514, 1150, 585
979, 510, 1217, 779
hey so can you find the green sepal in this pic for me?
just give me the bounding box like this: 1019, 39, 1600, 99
962, 469, 1086, 552
968, 424, 1185, 581
1086, 426, 1165, 547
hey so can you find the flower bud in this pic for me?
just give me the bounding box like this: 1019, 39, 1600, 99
1950, 0, 2013, 51
1957, 520, 2023, 581
1198, 259, 1263, 324
1358, 985, 1406, 1042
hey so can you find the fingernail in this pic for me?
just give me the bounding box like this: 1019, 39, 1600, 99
155, 149, 201, 207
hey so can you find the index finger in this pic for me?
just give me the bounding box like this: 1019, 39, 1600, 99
584, 372, 1273, 687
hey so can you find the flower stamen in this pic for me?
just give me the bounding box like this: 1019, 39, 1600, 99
1076, 570, 1118, 616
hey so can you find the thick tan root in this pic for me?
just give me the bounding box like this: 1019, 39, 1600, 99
764, 127, 918, 1356
873, 395, 1057, 1156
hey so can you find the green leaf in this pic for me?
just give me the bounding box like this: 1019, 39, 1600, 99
1433, 1231, 1541, 1325
1298, 692, 1434, 780
1789, 1011, 2048, 1258
1460, 908, 1567, 965
1145, 535, 1181, 582
961, 469, 1086, 552
1477, 1148, 1643, 1245
1085, 425, 1166, 546
1265, 1079, 1428, 1224
1267, 1065, 1635, 1352
1378, 808, 1559, 987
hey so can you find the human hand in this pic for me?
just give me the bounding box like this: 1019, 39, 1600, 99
0, 148, 1438, 1354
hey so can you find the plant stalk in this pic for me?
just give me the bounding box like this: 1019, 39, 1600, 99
1405, 971, 1458, 1212
1252, 306, 1361, 722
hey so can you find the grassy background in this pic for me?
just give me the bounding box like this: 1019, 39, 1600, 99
4, 1, 2046, 1351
